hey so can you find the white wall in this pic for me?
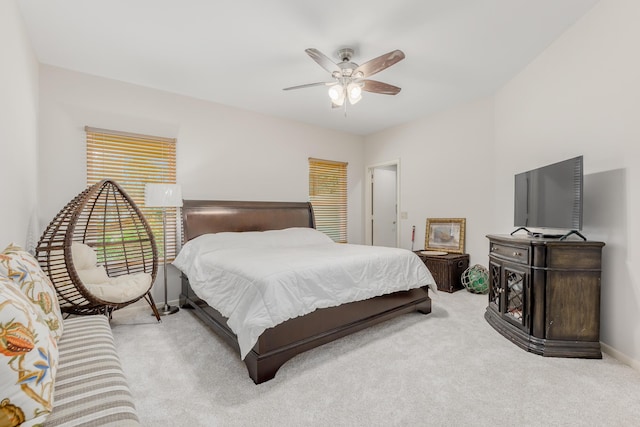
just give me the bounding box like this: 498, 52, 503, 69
38, 65, 364, 303
0, 0, 39, 248
493, 0, 640, 366
365, 97, 495, 266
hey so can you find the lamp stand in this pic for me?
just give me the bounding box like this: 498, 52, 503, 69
158, 207, 179, 316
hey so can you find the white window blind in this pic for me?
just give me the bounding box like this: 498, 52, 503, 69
85, 126, 178, 261
309, 157, 348, 243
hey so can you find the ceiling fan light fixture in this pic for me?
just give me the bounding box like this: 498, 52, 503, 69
284, 47, 405, 111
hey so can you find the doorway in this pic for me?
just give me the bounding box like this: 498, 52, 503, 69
367, 160, 400, 247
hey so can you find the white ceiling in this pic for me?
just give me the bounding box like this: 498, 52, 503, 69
18, 0, 600, 136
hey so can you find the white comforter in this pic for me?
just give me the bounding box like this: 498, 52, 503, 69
173, 227, 436, 359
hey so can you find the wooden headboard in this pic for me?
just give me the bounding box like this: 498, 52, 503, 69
181, 200, 316, 242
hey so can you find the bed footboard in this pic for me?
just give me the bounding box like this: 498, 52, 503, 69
181, 275, 431, 383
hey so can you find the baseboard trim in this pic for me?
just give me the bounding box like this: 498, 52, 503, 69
601, 342, 640, 371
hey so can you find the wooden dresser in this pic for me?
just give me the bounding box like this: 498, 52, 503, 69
485, 234, 604, 358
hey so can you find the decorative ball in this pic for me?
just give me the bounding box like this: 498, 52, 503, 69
461, 264, 489, 294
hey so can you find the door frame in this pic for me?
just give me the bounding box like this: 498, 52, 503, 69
365, 159, 401, 247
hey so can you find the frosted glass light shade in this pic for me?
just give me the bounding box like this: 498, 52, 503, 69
347, 82, 362, 104
328, 84, 343, 101
328, 84, 345, 106
145, 183, 183, 208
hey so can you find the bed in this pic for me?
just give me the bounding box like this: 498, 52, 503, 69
175, 200, 435, 384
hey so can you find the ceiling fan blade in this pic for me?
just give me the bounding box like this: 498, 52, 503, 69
362, 80, 402, 95
305, 48, 341, 74
283, 81, 335, 91
354, 50, 405, 78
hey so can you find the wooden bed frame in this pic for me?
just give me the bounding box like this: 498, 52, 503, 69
179, 200, 432, 384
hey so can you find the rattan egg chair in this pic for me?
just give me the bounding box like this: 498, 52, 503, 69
36, 179, 161, 321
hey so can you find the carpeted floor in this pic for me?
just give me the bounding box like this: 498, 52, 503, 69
111, 291, 640, 426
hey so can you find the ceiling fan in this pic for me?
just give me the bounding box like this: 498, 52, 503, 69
283, 47, 405, 109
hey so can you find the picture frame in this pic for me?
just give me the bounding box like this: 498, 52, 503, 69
425, 218, 466, 254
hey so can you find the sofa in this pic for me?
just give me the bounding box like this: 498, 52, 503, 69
0, 244, 140, 427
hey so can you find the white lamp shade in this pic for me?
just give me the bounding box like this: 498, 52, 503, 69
145, 183, 183, 208
328, 84, 345, 106
347, 82, 362, 105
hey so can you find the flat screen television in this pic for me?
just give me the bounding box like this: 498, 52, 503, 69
514, 156, 583, 234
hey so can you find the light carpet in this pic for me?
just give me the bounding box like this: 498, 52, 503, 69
111, 291, 640, 426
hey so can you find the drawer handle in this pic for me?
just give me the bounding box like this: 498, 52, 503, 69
513, 251, 521, 257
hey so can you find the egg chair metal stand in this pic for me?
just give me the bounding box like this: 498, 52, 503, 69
36, 179, 162, 321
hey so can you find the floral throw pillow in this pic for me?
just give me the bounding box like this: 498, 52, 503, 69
0, 244, 63, 341
0, 277, 58, 426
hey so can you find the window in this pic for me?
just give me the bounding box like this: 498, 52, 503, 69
308, 157, 347, 243
85, 126, 178, 261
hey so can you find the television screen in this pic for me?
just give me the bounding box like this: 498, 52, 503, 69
514, 156, 583, 231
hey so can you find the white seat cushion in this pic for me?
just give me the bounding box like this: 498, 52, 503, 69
75, 266, 110, 285
84, 272, 151, 304
71, 242, 152, 304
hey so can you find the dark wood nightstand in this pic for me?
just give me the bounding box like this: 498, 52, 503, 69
414, 252, 469, 293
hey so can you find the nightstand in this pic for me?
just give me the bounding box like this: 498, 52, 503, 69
414, 252, 469, 293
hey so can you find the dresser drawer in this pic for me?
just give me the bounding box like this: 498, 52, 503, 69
489, 242, 529, 264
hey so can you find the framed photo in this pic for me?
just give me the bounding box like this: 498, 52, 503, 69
425, 218, 466, 254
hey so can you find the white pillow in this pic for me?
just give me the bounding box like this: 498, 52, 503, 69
174, 227, 333, 271
188, 227, 331, 251
71, 242, 98, 270
262, 227, 334, 247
